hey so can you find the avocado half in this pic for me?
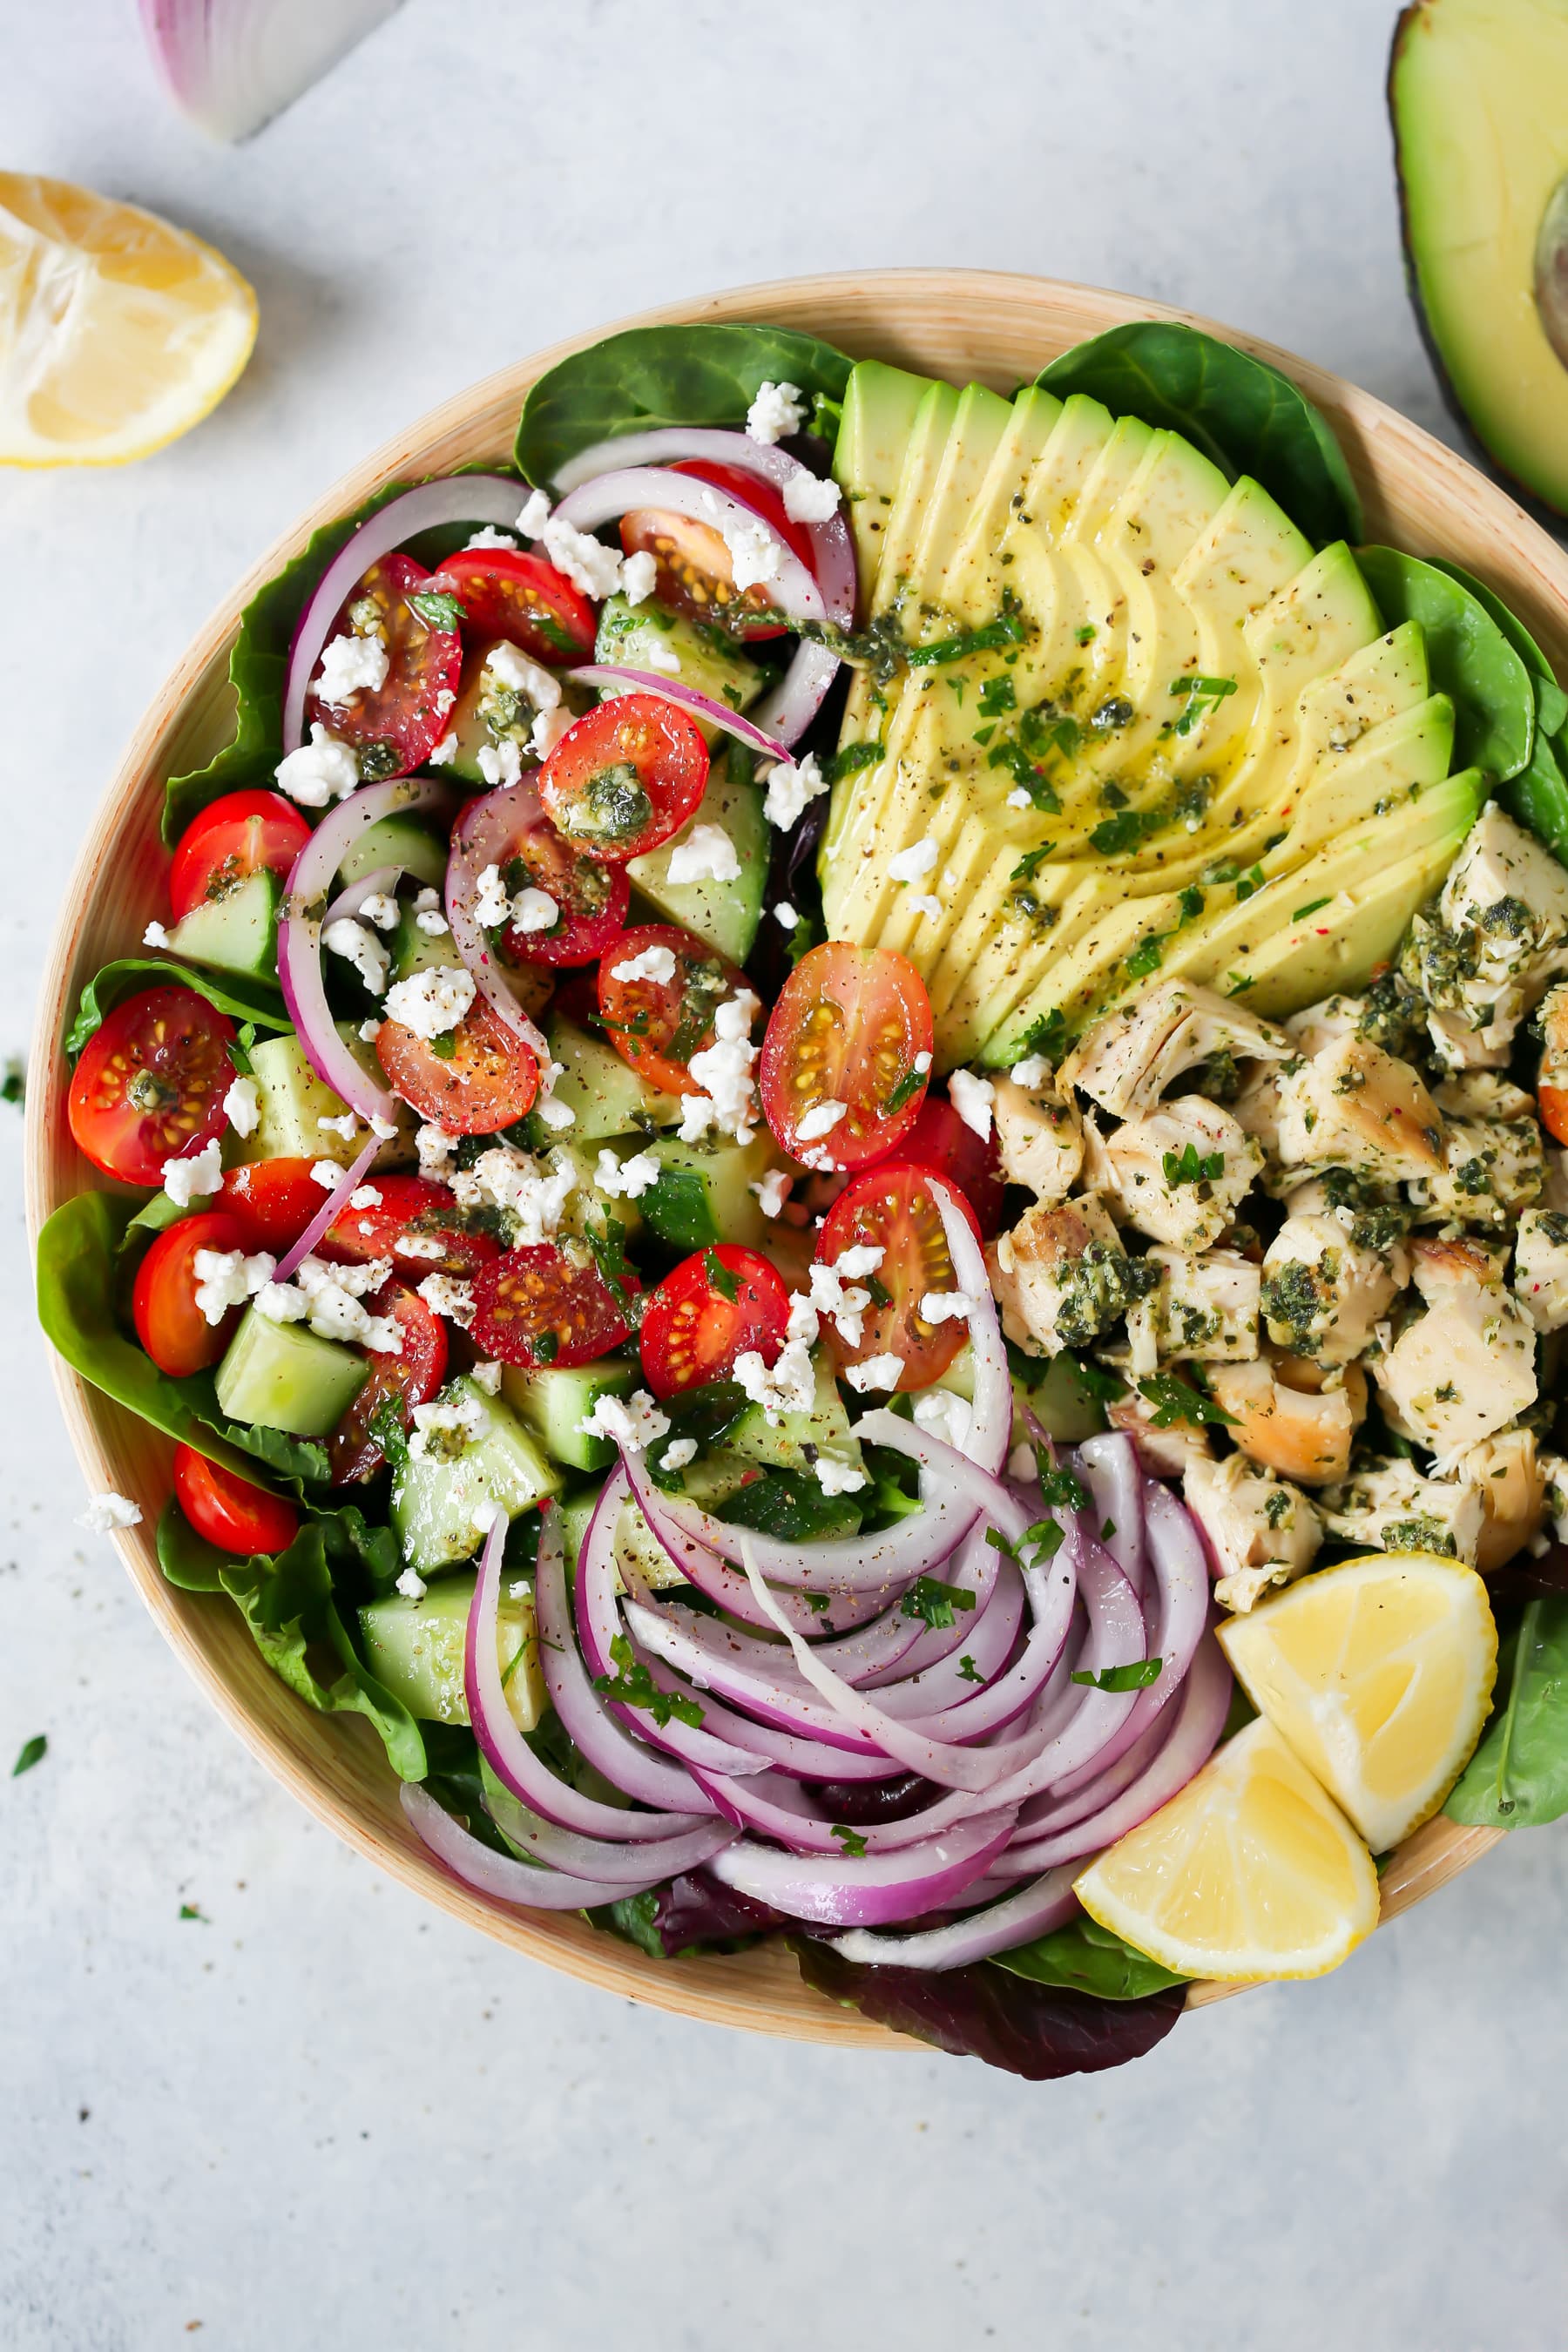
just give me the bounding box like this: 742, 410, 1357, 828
1391, 0, 1568, 518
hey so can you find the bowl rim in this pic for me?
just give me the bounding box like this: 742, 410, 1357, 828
28, 265, 1531, 2045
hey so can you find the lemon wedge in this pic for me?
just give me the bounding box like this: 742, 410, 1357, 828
1074, 1715, 1379, 1982
1217, 1551, 1497, 1854
0, 173, 256, 466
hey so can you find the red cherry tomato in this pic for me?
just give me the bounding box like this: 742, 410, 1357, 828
218, 1158, 324, 1254
68, 986, 235, 1187
539, 695, 708, 862
893, 1095, 1005, 1237
132, 1209, 250, 1377
328, 1281, 449, 1485
375, 1002, 538, 1133
427, 547, 596, 667
484, 808, 631, 969
759, 943, 933, 1173
318, 1173, 502, 1281
304, 551, 462, 779
596, 923, 748, 1097
639, 1245, 790, 1400
168, 791, 313, 922
471, 1243, 639, 1369
172, 1443, 300, 1555
619, 460, 815, 640
817, 1162, 978, 1392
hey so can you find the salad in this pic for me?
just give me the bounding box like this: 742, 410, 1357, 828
38, 313, 1568, 2083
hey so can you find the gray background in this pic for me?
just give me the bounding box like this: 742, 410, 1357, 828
3, 3, 1564, 2345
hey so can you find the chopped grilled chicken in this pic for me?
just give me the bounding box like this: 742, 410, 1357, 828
1206, 1352, 1368, 1485
992, 1077, 1083, 1201
985, 1196, 1151, 1358
1058, 980, 1291, 1120
1320, 1455, 1485, 1565
1408, 1113, 1544, 1229
1511, 1206, 1568, 1332
1126, 1245, 1260, 1366
1260, 1212, 1408, 1364
1537, 978, 1568, 1149
1405, 805, 1568, 1070
1446, 1428, 1548, 1572
1284, 994, 1364, 1058
1100, 1099, 1261, 1250
1432, 1071, 1536, 1122
1184, 1451, 1322, 1612
1275, 1034, 1445, 1180
1231, 1059, 1286, 1158
1374, 1244, 1538, 1456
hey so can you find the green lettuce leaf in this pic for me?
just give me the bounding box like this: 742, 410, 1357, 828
1446, 1595, 1568, 1828
990, 1913, 1187, 2000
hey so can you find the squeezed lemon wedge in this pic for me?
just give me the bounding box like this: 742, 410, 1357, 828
1217, 1550, 1497, 1854
0, 173, 256, 466
1075, 1715, 1379, 1982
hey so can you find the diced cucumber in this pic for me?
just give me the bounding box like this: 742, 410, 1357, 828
502, 1357, 634, 1473
442, 639, 558, 786
338, 814, 448, 892
544, 1014, 680, 1140
165, 868, 280, 982
560, 1483, 604, 1571
389, 907, 459, 986
390, 1377, 562, 1578
213, 1303, 368, 1436
612, 1454, 754, 1593
728, 1347, 862, 1476
1015, 1352, 1110, 1443
594, 596, 764, 735
358, 1570, 544, 1731
239, 1030, 415, 1169
639, 1131, 781, 1251
626, 743, 769, 964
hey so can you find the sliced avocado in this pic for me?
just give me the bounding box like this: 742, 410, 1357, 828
164, 868, 280, 983
359, 1570, 544, 1731
390, 1377, 562, 1578
834, 358, 934, 613
501, 1356, 634, 1474
338, 814, 448, 892
213, 1304, 368, 1436
239, 1030, 416, 1169
593, 595, 763, 733
727, 1347, 863, 1476
625, 741, 768, 963
638, 1132, 781, 1252
544, 1014, 680, 1140
1391, 0, 1568, 517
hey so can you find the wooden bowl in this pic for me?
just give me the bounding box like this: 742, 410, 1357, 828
30, 268, 1547, 2046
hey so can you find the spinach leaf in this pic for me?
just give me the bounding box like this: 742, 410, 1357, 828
1502, 726, 1568, 867
1355, 545, 1534, 782
717, 1466, 862, 1542
65, 957, 290, 1060
1036, 320, 1362, 548
638, 1164, 719, 1252
1446, 1596, 1568, 1828
515, 323, 854, 490
1428, 558, 1568, 736
991, 1913, 1188, 2000
790, 1936, 1186, 2081
37, 1192, 328, 1495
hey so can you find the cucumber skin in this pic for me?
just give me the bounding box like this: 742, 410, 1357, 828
502, 1358, 634, 1474
165, 868, 280, 983
213, 1304, 368, 1436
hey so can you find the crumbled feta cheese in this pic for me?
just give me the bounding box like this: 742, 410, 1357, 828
889, 836, 940, 885
542, 516, 624, 601
750, 1168, 793, 1220
414, 893, 449, 938
253, 1280, 308, 1323
473, 866, 511, 928
358, 1020, 382, 1044
703, 491, 782, 592
814, 1450, 868, 1496
223, 1076, 260, 1139
192, 1246, 275, 1325
533, 1076, 577, 1133
632, 639, 682, 673
666, 822, 740, 886
470, 1359, 504, 1395
369, 1114, 399, 1142
612, 943, 678, 986
510, 888, 558, 934
395, 1232, 448, 1260
382, 964, 476, 1041
843, 1353, 905, 1394
1011, 1053, 1050, 1088
409, 1390, 490, 1458
416, 1273, 476, 1328
162, 1137, 224, 1207
913, 1388, 973, 1453
763, 750, 828, 829
395, 1566, 429, 1599
747, 380, 807, 444
596, 1147, 659, 1200
359, 893, 400, 931
348, 1185, 382, 1209
314, 628, 389, 706
578, 1389, 670, 1450
685, 990, 760, 1143
317, 1112, 359, 1141
275, 723, 359, 807
949, 1069, 996, 1141
781, 470, 842, 524
142, 920, 170, 950
620, 548, 658, 605
451, 1145, 577, 1242
733, 1335, 816, 1423
835, 1245, 885, 1281
914, 1051, 933, 1075
920, 1289, 978, 1325
907, 894, 943, 923
428, 732, 458, 767
484, 640, 561, 711
310, 1159, 344, 1189
472, 1498, 504, 1537
809, 1257, 872, 1348
661, 1436, 698, 1472
476, 737, 524, 789
773, 901, 799, 931
516, 488, 551, 537
795, 1098, 848, 1144
78, 1490, 143, 1533
1005, 787, 1033, 810
467, 525, 517, 551
416, 1124, 458, 1179
532, 706, 576, 760
257, 1253, 402, 1352
322, 916, 390, 997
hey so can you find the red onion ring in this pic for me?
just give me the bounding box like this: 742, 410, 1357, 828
322, 865, 401, 929
827, 1864, 1082, 1972
272, 1135, 379, 1286
703, 1806, 1019, 1931
282, 475, 524, 754
445, 785, 552, 1063
402, 1783, 675, 1910
567, 665, 792, 769
622, 1598, 886, 1755
480, 1772, 734, 1887
923, 1175, 1012, 1477
1073, 1433, 1147, 1597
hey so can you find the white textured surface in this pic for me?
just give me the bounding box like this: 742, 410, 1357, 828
4, 3, 1566, 2344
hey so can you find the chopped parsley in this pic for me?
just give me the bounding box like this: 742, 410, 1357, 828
1071, 1659, 1164, 1691
1293, 897, 1332, 921
592, 1633, 706, 1728
407, 588, 467, 631
830, 1824, 868, 1856
828, 739, 883, 784
1162, 1142, 1225, 1186
1137, 1370, 1237, 1429
703, 1248, 740, 1302
902, 1575, 978, 1629
956, 1654, 984, 1684
1167, 673, 1237, 736
11, 1734, 46, 1777
884, 1064, 927, 1117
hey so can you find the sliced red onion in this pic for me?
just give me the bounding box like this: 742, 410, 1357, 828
446, 784, 552, 1062
1017, 1712, 1173, 1838
277, 775, 449, 1122
622, 1494, 893, 1639
281, 476, 524, 754
466, 1507, 706, 1840
826, 1864, 1082, 1972
863, 1511, 1001, 1686
923, 1177, 1012, 1477
1074, 1433, 1147, 1597
704, 1808, 1018, 1930
481, 1777, 734, 1887
273, 1135, 379, 1286
624, 1598, 886, 1756
322, 865, 401, 928
567, 666, 792, 768
402, 1783, 672, 1911
862, 1567, 1024, 1720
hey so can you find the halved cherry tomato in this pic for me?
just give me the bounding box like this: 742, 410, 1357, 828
471, 1242, 639, 1369
304, 551, 462, 779
484, 808, 630, 968
893, 1095, 1005, 1237
375, 1001, 538, 1132
132, 1209, 249, 1377
639, 1245, 789, 1400
69, 985, 235, 1186
172, 1443, 300, 1555
328, 1281, 449, 1485
168, 790, 312, 922
539, 695, 708, 862
218, 1158, 324, 1254
619, 460, 814, 640
816, 1161, 978, 1392
759, 944, 933, 1172
319, 1173, 501, 1281
427, 547, 595, 666
596, 923, 747, 1097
